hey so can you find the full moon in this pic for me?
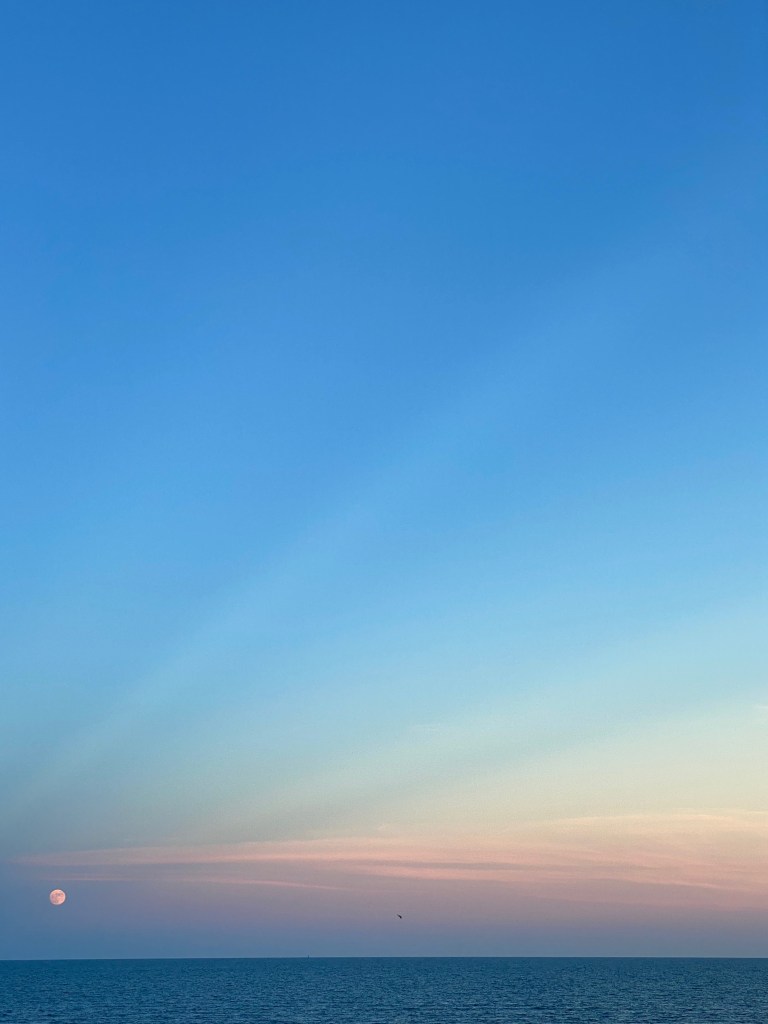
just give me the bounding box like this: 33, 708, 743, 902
49, 889, 66, 906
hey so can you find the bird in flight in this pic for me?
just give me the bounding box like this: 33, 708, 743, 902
397, 914, 402, 919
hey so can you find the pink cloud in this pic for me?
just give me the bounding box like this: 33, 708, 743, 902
19, 811, 768, 912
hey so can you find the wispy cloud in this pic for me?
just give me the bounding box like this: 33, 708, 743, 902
19, 811, 768, 910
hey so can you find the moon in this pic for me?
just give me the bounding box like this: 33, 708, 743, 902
49, 889, 66, 906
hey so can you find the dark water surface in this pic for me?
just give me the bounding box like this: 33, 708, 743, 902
1, 957, 766, 1023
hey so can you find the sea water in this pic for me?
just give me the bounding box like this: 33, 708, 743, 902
1, 957, 766, 1023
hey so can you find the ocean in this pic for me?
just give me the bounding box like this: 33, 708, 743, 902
0, 957, 766, 1023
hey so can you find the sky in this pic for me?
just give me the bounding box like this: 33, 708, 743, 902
1, 0, 767, 959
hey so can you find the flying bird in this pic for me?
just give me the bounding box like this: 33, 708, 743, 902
397, 914, 402, 919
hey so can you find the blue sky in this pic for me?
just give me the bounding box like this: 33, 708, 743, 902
1, 1, 767, 958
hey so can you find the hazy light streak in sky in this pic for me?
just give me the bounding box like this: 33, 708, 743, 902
1, 0, 766, 958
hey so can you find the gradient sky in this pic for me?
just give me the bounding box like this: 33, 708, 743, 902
1, 0, 767, 959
